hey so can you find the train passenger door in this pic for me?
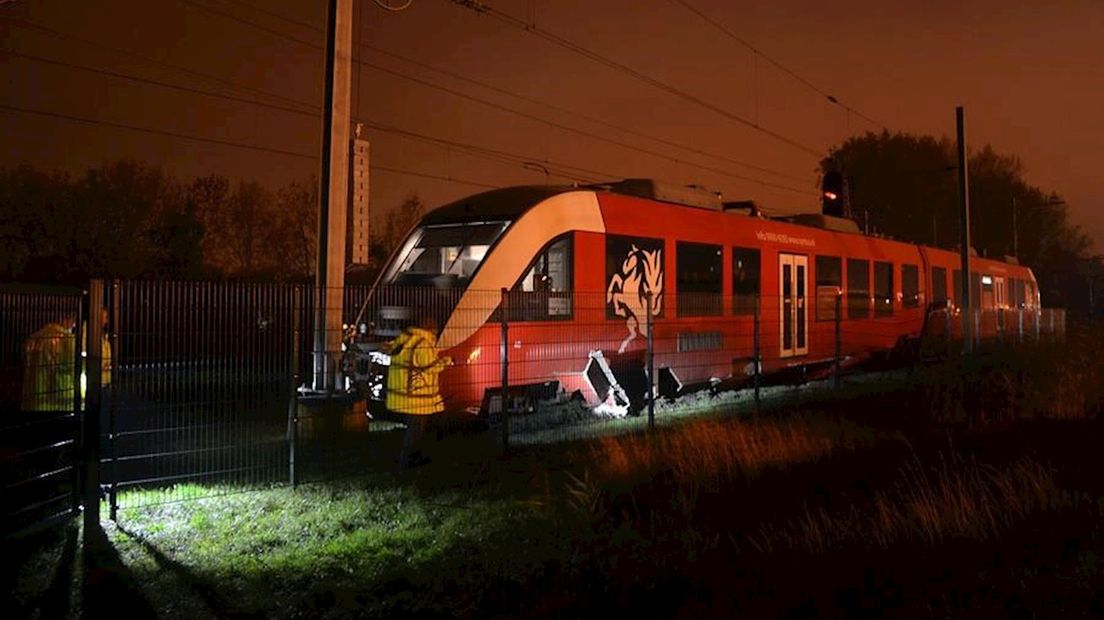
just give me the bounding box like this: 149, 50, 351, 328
779, 253, 808, 358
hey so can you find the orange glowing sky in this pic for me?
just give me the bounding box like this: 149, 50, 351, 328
2, 0, 1101, 251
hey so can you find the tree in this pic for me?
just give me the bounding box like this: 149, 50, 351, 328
822, 132, 1091, 307
270, 176, 317, 281
371, 193, 424, 267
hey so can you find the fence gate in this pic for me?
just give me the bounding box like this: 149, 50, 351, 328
104, 281, 304, 514
1, 285, 85, 539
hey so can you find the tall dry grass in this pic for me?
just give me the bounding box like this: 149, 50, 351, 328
588, 415, 875, 487
747, 454, 1073, 554
915, 322, 1104, 425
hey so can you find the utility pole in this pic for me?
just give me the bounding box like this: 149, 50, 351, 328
956, 106, 972, 354
313, 0, 354, 392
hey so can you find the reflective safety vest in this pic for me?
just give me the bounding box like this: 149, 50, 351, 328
22, 322, 77, 412
385, 326, 450, 415
21, 322, 112, 412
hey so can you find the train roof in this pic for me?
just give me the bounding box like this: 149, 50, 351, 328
423, 186, 575, 224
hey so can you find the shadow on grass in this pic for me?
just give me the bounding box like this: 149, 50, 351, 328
2, 521, 78, 618
82, 523, 158, 618
114, 523, 264, 619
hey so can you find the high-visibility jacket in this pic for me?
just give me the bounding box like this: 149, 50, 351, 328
22, 322, 77, 412
385, 326, 451, 415
21, 322, 112, 412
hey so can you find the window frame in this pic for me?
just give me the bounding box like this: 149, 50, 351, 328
731, 246, 761, 316
901, 264, 920, 309
506, 233, 575, 322
676, 241, 724, 317
874, 261, 894, 316
846, 258, 871, 320
815, 255, 842, 322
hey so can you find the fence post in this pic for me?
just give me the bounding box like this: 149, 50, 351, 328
753, 293, 761, 413
107, 280, 119, 522
944, 305, 953, 354
1017, 307, 1023, 343
82, 279, 105, 537
646, 291, 655, 431
288, 286, 302, 487
71, 293, 85, 519
500, 288, 509, 454
834, 292, 842, 389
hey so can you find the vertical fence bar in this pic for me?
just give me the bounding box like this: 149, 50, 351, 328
500, 288, 509, 454
82, 280, 104, 536
288, 286, 302, 487
71, 294, 85, 519
646, 291, 655, 431
834, 292, 842, 389
753, 293, 761, 413
1017, 307, 1024, 343
107, 280, 118, 522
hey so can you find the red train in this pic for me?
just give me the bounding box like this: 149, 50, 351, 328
351, 179, 1041, 415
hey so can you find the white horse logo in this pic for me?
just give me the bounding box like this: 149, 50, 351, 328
607, 244, 663, 353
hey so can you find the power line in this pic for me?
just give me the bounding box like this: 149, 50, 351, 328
371, 165, 500, 190
178, 0, 817, 194
669, 0, 887, 131
1, 17, 319, 113
3, 49, 319, 120
0, 101, 497, 191
357, 119, 612, 182
361, 42, 810, 185
0, 102, 318, 160
446, 0, 825, 158
359, 58, 815, 195
175, 0, 322, 50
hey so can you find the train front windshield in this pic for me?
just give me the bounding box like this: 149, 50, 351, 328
386, 221, 510, 288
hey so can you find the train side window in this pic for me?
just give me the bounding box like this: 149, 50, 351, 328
874, 261, 893, 316
932, 267, 948, 306
971, 273, 982, 309
953, 269, 963, 308
1026, 281, 1036, 307
1015, 279, 1026, 307
509, 234, 573, 321
815, 255, 841, 321
902, 264, 920, 308
677, 242, 723, 317
846, 259, 870, 319
731, 247, 760, 315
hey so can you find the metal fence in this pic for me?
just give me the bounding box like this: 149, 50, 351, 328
1, 285, 84, 539
0, 278, 1072, 533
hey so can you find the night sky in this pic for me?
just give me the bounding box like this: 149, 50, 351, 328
2, 0, 1101, 250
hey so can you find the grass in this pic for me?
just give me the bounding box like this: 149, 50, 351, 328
8, 327, 1104, 617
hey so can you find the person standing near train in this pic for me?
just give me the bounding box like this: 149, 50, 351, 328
384, 313, 452, 468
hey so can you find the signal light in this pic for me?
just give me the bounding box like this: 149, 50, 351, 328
821, 170, 846, 217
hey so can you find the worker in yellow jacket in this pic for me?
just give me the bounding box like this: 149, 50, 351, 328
21, 311, 111, 412
385, 314, 452, 467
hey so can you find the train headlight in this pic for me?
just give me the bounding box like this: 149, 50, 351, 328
468, 347, 481, 363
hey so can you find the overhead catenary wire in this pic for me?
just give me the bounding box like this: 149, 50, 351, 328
2, 45, 611, 185
360, 42, 810, 185
446, 0, 825, 158
207, 0, 815, 188
179, 0, 819, 195
668, 0, 888, 131
2, 49, 319, 120
0, 102, 318, 160
0, 102, 501, 191
358, 59, 816, 195
1, 17, 320, 113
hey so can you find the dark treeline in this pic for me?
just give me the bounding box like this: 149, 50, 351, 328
822, 131, 1094, 309
0, 161, 424, 285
